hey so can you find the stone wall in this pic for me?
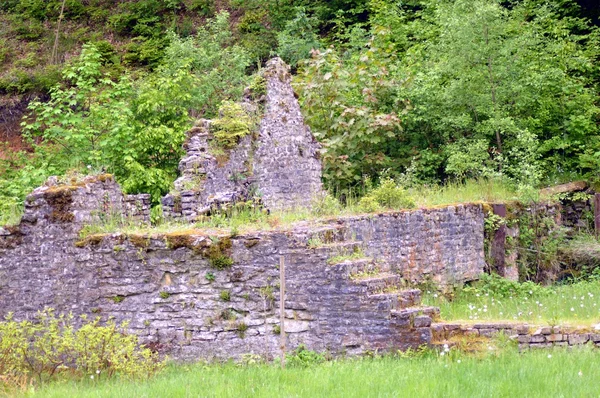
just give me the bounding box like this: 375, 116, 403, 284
0, 178, 484, 360
162, 57, 323, 220
432, 322, 600, 350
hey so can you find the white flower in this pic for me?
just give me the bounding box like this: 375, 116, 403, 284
547, 354, 552, 358
87, 165, 92, 170
499, 312, 503, 315
433, 293, 438, 298
96, 370, 100, 374
443, 344, 449, 349
529, 290, 533, 294
581, 304, 584, 308
440, 352, 445, 356
457, 360, 461, 363
90, 375, 94, 380
578, 371, 583, 377
483, 308, 488, 312
571, 307, 575, 312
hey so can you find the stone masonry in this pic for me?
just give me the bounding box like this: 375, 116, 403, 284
162, 58, 323, 220
0, 177, 484, 360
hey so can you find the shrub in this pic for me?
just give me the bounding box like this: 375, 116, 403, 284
0, 310, 164, 389
464, 273, 547, 299
359, 178, 415, 212
211, 101, 253, 150
286, 345, 326, 367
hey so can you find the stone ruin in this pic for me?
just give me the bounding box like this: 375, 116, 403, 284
162, 57, 324, 220
6, 57, 596, 361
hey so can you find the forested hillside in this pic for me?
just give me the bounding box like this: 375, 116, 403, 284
1, 0, 599, 223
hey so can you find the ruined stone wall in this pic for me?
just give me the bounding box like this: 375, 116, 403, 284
0, 179, 484, 360
252, 58, 323, 211
162, 57, 323, 220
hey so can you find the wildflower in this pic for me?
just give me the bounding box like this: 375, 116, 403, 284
90, 375, 94, 380
499, 312, 503, 315
578, 371, 583, 377
547, 354, 552, 359
96, 370, 100, 374
440, 352, 445, 356
581, 304, 584, 308
483, 308, 488, 312
476, 294, 480, 297
87, 165, 92, 170
433, 293, 438, 298
571, 307, 575, 312
457, 360, 461, 363
529, 290, 533, 295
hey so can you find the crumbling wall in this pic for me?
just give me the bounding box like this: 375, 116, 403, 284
162, 58, 323, 220
0, 178, 484, 360
252, 58, 323, 211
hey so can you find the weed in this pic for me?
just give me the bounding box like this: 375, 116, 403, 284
205, 272, 216, 282
219, 290, 231, 301
159, 291, 170, 299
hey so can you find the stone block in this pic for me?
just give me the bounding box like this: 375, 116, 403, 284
413, 316, 431, 328
546, 334, 564, 342
530, 334, 546, 343
568, 334, 589, 345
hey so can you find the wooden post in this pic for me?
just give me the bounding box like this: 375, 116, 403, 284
279, 255, 286, 368
595, 193, 600, 238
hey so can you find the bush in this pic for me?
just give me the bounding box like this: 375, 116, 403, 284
358, 178, 415, 212
286, 345, 326, 367
0, 310, 165, 389
211, 101, 253, 149
463, 273, 547, 299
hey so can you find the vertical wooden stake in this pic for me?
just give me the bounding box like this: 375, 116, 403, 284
279, 255, 286, 369
594, 193, 600, 238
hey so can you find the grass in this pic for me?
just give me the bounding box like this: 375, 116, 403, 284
411, 179, 519, 207
423, 280, 600, 326
21, 347, 600, 398
76, 179, 522, 239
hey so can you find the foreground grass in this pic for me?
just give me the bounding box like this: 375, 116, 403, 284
24, 348, 600, 398
423, 280, 600, 326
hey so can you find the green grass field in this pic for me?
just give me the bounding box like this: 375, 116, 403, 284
23, 347, 600, 398
423, 280, 600, 326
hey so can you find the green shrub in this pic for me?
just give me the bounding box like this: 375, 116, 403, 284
464, 273, 547, 299
358, 178, 415, 212
0, 310, 164, 389
188, 0, 214, 16
357, 196, 381, 213
211, 101, 253, 150
286, 345, 326, 367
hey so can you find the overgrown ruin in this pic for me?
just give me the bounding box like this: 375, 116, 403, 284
1, 58, 598, 360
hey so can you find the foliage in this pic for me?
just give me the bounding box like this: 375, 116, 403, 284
464, 273, 547, 299
358, 178, 415, 212
11, 11, 250, 209
211, 101, 253, 149
286, 345, 326, 367
276, 8, 322, 68
296, 39, 407, 191
0, 310, 164, 390
297, 0, 600, 190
